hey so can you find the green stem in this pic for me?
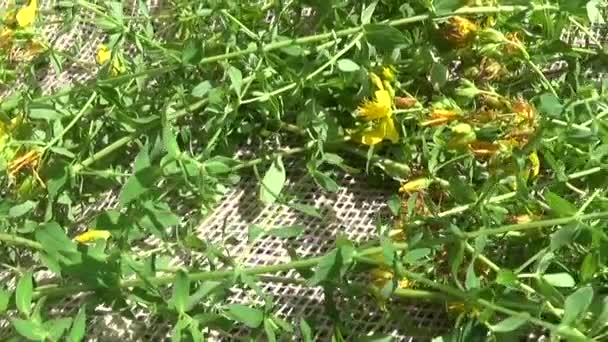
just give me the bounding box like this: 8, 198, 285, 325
43, 92, 97, 153
71, 99, 208, 172
0, 233, 43, 251
463, 211, 608, 239
89, 5, 553, 85
32, 243, 409, 299
397, 270, 589, 341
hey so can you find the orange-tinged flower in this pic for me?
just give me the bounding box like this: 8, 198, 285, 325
479, 58, 505, 81
8, 149, 41, 178
504, 32, 523, 55
0, 29, 13, 50
512, 98, 535, 124
469, 140, 500, 156
395, 96, 417, 109
445, 16, 478, 46
16, 0, 37, 28
421, 108, 460, 127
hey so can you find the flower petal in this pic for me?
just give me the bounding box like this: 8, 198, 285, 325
382, 117, 399, 143
360, 125, 385, 145
375, 90, 392, 110
16, 0, 37, 28
74, 230, 111, 244
96, 44, 112, 65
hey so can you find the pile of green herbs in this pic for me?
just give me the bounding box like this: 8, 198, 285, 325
2, 0, 608, 341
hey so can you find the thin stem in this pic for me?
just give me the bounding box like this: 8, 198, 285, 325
0, 233, 43, 251
43, 92, 97, 153
242, 32, 364, 104
87, 5, 553, 86
32, 243, 409, 299
463, 211, 608, 239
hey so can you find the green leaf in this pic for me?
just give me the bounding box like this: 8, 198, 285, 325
465, 263, 480, 289
267, 225, 305, 239
490, 315, 527, 332
538, 93, 563, 118
591, 297, 608, 334
580, 253, 599, 281
545, 191, 577, 217
543, 273, 576, 288
361, 0, 378, 24
587, 0, 605, 24
337, 59, 360, 72
227, 66, 243, 98
15, 272, 33, 316
288, 202, 322, 219
191, 81, 212, 98
264, 319, 277, 342
381, 238, 395, 266
551, 227, 577, 250
0, 288, 9, 313
562, 286, 594, 326
307, 248, 340, 286
259, 157, 286, 204
300, 318, 313, 342
387, 194, 401, 216
403, 248, 431, 264
68, 306, 86, 342
12, 319, 47, 341
226, 304, 264, 328
364, 24, 406, 52
430, 63, 449, 89
119, 167, 159, 206
9, 201, 36, 218
35, 222, 78, 256
496, 269, 518, 287
171, 271, 190, 314
163, 124, 180, 159
45, 317, 73, 341
434, 0, 467, 13
312, 171, 339, 192
29, 104, 63, 121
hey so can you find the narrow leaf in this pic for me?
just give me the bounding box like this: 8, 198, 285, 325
260, 157, 286, 204
491, 315, 527, 332
15, 272, 33, 316
562, 287, 594, 326
68, 306, 87, 342
171, 271, 190, 314
226, 304, 264, 328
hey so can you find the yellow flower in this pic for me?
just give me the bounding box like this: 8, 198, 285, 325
399, 178, 432, 193
358, 89, 392, 121
96, 44, 126, 75
445, 16, 478, 46
95, 44, 112, 65
382, 66, 396, 82
529, 151, 540, 177
357, 73, 399, 145
74, 230, 111, 244
360, 116, 399, 145
16, 0, 37, 28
